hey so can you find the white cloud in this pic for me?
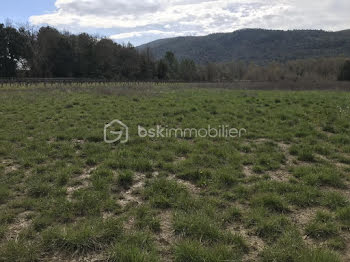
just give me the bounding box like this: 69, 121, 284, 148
29, 0, 350, 44
110, 30, 197, 40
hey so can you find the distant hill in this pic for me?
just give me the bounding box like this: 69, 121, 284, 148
137, 29, 350, 64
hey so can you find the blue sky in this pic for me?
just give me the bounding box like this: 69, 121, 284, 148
1, 0, 350, 46
0, 0, 55, 24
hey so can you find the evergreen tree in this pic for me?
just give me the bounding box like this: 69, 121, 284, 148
338, 61, 350, 81
157, 59, 168, 80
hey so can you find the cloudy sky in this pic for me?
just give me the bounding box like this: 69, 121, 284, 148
1, 0, 350, 46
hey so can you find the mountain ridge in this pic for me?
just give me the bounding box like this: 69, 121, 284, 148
137, 29, 350, 64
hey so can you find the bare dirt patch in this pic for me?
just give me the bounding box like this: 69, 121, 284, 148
169, 174, 201, 194
289, 207, 325, 246
155, 210, 175, 261
277, 141, 293, 160
242, 140, 295, 182
124, 216, 136, 231
72, 139, 85, 145
243, 166, 255, 178
290, 207, 320, 229
66, 166, 97, 200
173, 156, 186, 164
119, 173, 146, 207
2, 159, 19, 174
47, 137, 56, 144
5, 211, 33, 241
228, 225, 265, 262
267, 169, 292, 182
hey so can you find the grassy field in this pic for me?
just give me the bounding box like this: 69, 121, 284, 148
0, 83, 350, 261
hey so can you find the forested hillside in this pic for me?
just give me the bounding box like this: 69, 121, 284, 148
138, 29, 350, 64
1, 24, 349, 81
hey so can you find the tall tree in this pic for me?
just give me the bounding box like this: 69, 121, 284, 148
179, 59, 197, 81
157, 59, 168, 80
164, 51, 178, 79
139, 48, 156, 80
338, 61, 350, 81
0, 24, 27, 77
33, 27, 63, 77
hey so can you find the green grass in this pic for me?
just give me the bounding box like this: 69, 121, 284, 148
144, 178, 190, 209
0, 240, 39, 262
134, 205, 161, 233
117, 170, 134, 189
261, 230, 341, 262
0, 185, 10, 204
42, 218, 123, 254
0, 83, 350, 261
107, 232, 158, 262
251, 193, 290, 213
305, 211, 339, 239
174, 240, 245, 262
292, 165, 345, 188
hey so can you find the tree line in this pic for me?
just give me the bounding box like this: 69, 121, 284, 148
1, 23, 349, 81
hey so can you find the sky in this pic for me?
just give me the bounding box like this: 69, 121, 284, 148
1, 0, 350, 46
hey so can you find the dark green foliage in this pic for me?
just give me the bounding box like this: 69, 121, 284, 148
2, 23, 350, 82
157, 59, 169, 80
179, 59, 197, 81
0, 24, 157, 80
0, 24, 29, 77
338, 60, 350, 81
